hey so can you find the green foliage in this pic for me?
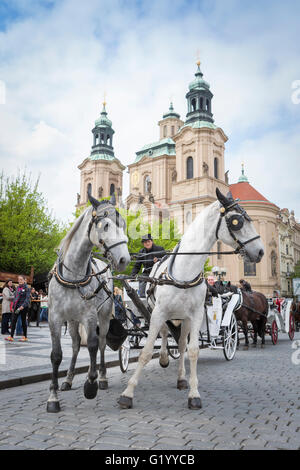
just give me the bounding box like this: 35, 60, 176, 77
291, 260, 300, 278
0, 171, 67, 275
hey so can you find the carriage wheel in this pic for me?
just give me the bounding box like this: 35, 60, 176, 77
167, 336, 180, 359
119, 336, 130, 373
222, 314, 238, 361
271, 320, 278, 345
289, 314, 295, 341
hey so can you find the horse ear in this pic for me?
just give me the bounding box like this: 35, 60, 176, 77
87, 187, 100, 209
226, 191, 234, 201
110, 192, 116, 206
216, 188, 230, 207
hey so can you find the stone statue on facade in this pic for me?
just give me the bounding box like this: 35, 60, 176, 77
203, 162, 209, 175
138, 193, 145, 204
98, 186, 103, 198
271, 251, 277, 277
77, 193, 80, 205
148, 193, 155, 204
171, 168, 177, 183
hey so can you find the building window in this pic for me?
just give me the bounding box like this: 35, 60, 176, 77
286, 244, 289, 255
110, 183, 115, 196
163, 125, 167, 138
191, 98, 196, 112
95, 134, 99, 145
214, 157, 219, 179
100, 133, 104, 144
206, 99, 209, 111
186, 157, 193, 179
200, 97, 203, 109
287, 263, 290, 274
244, 260, 256, 276
171, 126, 175, 136
217, 241, 222, 260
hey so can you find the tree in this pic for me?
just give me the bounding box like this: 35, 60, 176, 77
0, 171, 66, 275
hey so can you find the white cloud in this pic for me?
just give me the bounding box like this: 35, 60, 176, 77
0, 0, 299, 221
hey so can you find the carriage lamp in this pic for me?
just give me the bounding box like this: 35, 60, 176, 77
212, 266, 227, 280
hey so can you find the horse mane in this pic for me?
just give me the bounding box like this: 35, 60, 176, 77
59, 209, 89, 259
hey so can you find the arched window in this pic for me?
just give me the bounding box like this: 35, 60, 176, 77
87, 183, 92, 200
163, 125, 167, 138
110, 183, 115, 196
214, 157, 219, 179
95, 134, 99, 145
171, 126, 175, 136
206, 99, 209, 111
100, 133, 104, 144
187, 157, 193, 179
191, 98, 196, 112
200, 97, 203, 109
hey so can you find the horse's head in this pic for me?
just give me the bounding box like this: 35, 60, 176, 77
87, 191, 130, 272
216, 188, 264, 263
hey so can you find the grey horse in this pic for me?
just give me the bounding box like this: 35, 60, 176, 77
46, 193, 130, 413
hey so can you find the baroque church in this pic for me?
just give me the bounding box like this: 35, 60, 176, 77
77, 62, 300, 297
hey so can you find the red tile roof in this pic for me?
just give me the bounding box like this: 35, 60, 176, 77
229, 182, 276, 206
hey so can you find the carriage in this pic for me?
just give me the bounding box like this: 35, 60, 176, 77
265, 298, 295, 344
116, 280, 242, 371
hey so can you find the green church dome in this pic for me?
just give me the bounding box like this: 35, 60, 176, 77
95, 103, 112, 128
188, 62, 210, 91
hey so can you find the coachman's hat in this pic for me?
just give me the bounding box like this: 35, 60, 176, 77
141, 233, 153, 242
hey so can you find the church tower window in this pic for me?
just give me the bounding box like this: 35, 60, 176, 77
214, 157, 219, 179
163, 125, 167, 138
200, 97, 203, 109
191, 98, 196, 112
171, 125, 175, 136
187, 157, 193, 179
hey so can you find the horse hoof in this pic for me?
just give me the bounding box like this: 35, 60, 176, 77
159, 359, 169, 368
46, 401, 60, 413
98, 380, 108, 390
177, 379, 188, 390
84, 380, 98, 399
61, 382, 72, 391
261, 344, 265, 349
188, 397, 202, 410
118, 395, 133, 409
243, 345, 249, 351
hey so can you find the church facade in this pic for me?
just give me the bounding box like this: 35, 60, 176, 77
77, 63, 300, 297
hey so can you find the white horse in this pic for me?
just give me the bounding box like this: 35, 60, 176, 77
119, 189, 264, 410
46, 193, 130, 413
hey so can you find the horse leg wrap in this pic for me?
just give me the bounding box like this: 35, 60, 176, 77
84, 380, 98, 399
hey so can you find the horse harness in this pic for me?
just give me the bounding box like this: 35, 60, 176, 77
87, 205, 127, 258
215, 199, 260, 254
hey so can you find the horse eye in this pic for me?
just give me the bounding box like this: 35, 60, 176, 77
103, 211, 108, 218
104, 223, 109, 232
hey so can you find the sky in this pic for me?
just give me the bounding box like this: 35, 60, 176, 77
0, 0, 299, 223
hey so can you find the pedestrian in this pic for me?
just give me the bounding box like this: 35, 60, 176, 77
131, 234, 166, 298
5, 275, 30, 342
1, 280, 15, 334
39, 291, 48, 323
113, 287, 125, 322
28, 287, 39, 326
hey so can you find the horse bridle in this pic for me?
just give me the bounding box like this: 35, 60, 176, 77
87, 205, 127, 258
215, 199, 260, 253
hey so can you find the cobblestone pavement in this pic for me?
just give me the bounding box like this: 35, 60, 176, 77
0, 332, 299, 450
